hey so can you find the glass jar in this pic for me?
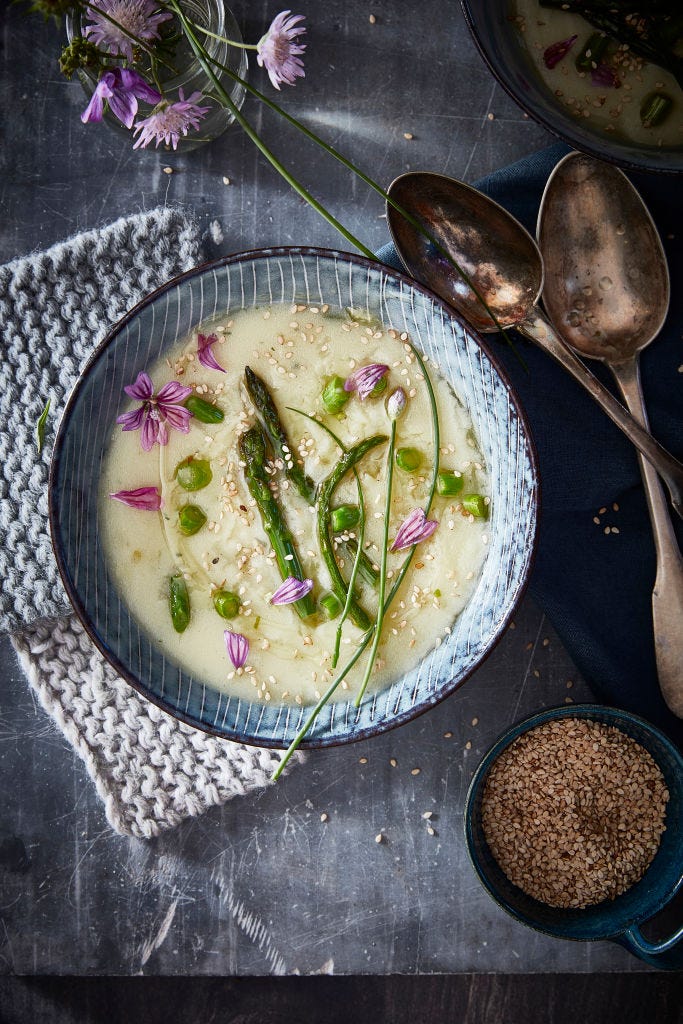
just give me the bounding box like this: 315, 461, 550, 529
66, 0, 248, 153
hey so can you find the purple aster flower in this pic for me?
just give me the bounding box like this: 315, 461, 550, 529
224, 630, 249, 670
197, 333, 226, 373
116, 371, 193, 451
81, 67, 161, 129
133, 90, 211, 150
390, 508, 439, 552
256, 10, 306, 90
109, 486, 163, 510
344, 363, 389, 401
543, 34, 577, 70
270, 576, 314, 605
84, 0, 172, 63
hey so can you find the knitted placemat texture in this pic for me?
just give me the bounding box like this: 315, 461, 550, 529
2, 209, 302, 839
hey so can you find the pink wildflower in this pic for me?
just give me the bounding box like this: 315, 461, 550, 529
256, 11, 306, 90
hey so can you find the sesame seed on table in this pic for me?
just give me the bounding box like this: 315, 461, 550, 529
2, 0, 681, 1013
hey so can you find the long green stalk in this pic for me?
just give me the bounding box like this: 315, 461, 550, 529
354, 419, 396, 707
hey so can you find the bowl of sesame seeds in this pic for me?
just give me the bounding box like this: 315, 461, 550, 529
464, 704, 683, 968
461, 1, 683, 174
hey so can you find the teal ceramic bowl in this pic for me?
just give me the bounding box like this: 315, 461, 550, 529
465, 704, 683, 969
49, 247, 537, 749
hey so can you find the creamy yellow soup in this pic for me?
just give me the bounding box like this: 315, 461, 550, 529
100, 304, 491, 706
514, 0, 683, 148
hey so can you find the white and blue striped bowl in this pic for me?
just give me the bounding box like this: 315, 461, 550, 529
49, 248, 538, 748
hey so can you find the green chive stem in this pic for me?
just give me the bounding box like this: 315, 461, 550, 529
355, 419, 396, 707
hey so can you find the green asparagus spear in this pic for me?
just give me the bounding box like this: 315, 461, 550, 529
239, 426, 316, 621
317, 434, 387, 631
244, 366, 317, 504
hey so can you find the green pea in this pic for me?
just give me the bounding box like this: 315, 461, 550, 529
175, 456, 212, 491
213, 589, 241, 619
640, 92, 673, 128
436, 470, 464, 497
462, 493, 488, 519
575, 32, 608, 72
185, 395, 225, 423
169, 575, 190, 633
322, 375, 350, 415
177, 504, 207, 535
331, 503, 361, 532
320, 591, 342, 620
395, 447, 422, 473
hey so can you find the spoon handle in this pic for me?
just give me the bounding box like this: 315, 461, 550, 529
519, 308, 683, 520
610, 358, 683, 719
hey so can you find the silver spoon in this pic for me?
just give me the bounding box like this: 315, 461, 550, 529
385, 171, 683, 520
538, 151, 683, 718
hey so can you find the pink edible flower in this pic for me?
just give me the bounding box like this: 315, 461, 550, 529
133, 90, 211, 150
270, 576, 314, 605
116, 372, 193, 451
591, 64, 620, 88
256, 11, 306, 90
390, 508, 439, 552
84, 0, 172, 63
344, 363, 389, 401
197, 333, 226, 373
224, 630, 249, 669
109, 486, 162, 510
543, 35, 577, 70
81, 67, 161, 129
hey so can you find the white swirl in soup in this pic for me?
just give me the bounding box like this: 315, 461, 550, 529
513, 1, 683, 147
100, 303, 491, 714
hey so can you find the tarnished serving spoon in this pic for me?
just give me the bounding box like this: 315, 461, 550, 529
385, 171, 683, 520
538, 151, 683, 718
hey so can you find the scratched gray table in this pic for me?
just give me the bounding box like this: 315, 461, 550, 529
0, 0, 649, 976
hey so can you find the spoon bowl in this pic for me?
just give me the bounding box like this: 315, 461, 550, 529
538, 154, 670, 366
386, 171, 541, 332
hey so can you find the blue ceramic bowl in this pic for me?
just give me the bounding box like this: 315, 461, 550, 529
465, 704, 683, 969
461, 1, 683, 174
49, 247, 537, 748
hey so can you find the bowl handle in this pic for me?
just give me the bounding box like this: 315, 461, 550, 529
614, 922, 683, 970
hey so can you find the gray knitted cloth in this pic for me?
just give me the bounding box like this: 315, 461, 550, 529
1, 210, 302, 839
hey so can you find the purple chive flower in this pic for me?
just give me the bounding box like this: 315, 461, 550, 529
81, 67, 161, 129
133, 90, 211, 150
116, 372, 193, 451
256, 10, 306, 90
591, 64, 620, 88
84, 0, 172, 63
109, 486, 162, 510
270, 576, 314, 605
543, 34, 577, 70
197, 333, 226, 373
386, 387, 407, 422
224, 630, 249, 669
390, 508, 439, 552
344, 363, 389, 401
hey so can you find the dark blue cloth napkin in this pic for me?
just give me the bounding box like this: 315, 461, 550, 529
378, 143, 683, 747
